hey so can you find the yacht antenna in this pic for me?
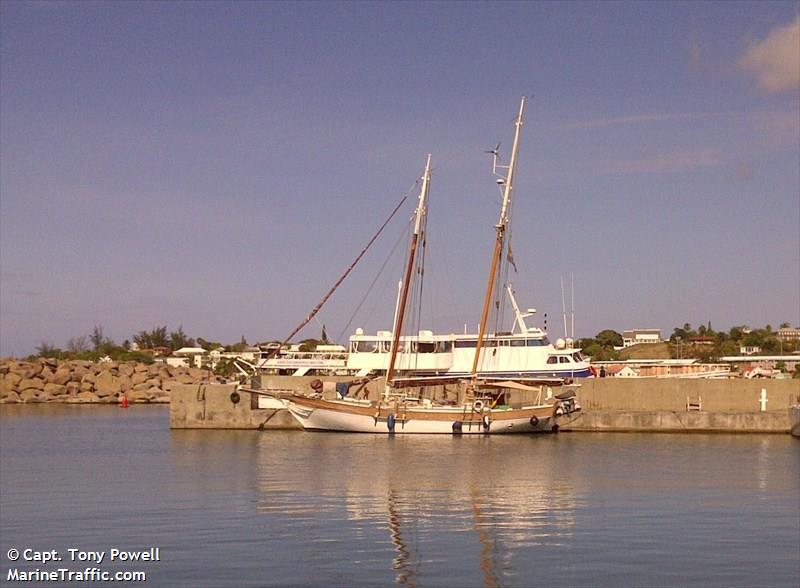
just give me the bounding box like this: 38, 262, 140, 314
561, 275, 568, 340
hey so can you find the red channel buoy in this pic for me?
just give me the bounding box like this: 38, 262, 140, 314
119, 393, 129, 408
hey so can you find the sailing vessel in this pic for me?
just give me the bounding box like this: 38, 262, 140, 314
274, 97, 581, 434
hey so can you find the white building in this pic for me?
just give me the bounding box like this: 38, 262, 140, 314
622, 329, 662, 348
167, 347, 208, 368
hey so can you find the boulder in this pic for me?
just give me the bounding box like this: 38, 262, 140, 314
148, 386, 169, 403
175, 373, 196, 384
127, 389, 150, 403
118, 363, 135, 377
95, 371, 122, 397
82, 372, 96, 384
188, 368, 207, 380
20, 389, 42, 403
131, 371, 149, 386
74, 391, 100, 403
51, 369, 72, 386
80, 380, 94, 393
18, 363, 39, 379
71, 365, 88, 380
44, 383, 67, 396
19, 378, 44, 391
40, 366, 55, 381
65, 382, 81, 396
4, 372, 22, 390
0, 391, 20, 403
118, 375, 132, 393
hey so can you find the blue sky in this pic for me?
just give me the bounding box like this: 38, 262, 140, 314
1, 1, 798, 356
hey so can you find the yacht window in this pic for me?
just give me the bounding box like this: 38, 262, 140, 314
437, 341, 453, 352
526, 339, 544, 346
416, 342, 436, 353
355, 341, 379, 353
510, 339, 526, 347
546, 356, 558, 364
572, 352, 583, 362
455, 340, 477, 348
559, 356, 570, 363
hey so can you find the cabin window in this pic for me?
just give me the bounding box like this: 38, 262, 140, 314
510, 339, 526, 347
455, 340, 477, 348
559, 356, 571, 364
437, 341, 453, 352
355, 341, 379, 353
572, 352, 583, 362
416, 342, 436, 353
526, 339, 545, 346
546, 356, 558, 364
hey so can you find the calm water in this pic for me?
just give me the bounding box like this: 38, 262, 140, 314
1, 406, 798, 588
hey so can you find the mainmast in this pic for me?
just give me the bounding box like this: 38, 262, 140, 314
385, 154, 432, 387
470, 97, 525, 382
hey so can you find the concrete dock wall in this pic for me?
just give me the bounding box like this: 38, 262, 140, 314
577, 378, 799, 413
169, 377, 800, 432
170, 383, 299, 430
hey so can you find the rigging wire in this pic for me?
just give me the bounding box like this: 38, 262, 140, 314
276, 180, 418, 353
334, 215, 413, 343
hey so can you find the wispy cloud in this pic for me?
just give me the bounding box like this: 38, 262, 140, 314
739, 17, 800, 94
566, 112, 720, 131
605, 147, 722, 175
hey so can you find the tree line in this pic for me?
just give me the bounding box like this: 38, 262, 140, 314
29, 325, 249, 363
578, 322, 797, 363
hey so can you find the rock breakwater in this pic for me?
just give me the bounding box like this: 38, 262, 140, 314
0, 358, 223, 404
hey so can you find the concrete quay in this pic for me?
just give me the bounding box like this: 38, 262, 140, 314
169, 377, 800, 433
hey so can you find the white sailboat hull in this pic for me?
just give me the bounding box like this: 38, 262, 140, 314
283, 396, 561, 434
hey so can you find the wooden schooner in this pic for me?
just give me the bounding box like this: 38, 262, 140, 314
268, 97, 581, 434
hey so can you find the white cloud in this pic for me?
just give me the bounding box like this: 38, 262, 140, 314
739, 17, 800, 94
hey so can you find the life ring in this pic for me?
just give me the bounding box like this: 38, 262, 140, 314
529, 415, 539, 427
473, 400, 484, 412
230, 391, 241, 405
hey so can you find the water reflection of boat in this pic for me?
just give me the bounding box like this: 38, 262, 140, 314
275, 98, 582, 434
253, 435, 579, 587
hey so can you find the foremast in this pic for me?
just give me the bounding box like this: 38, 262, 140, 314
469, 97, 526, 392
385, 155, 432, 393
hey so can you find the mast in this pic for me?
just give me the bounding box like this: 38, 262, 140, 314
471, 97, 525, 380
385, 154, 432, 386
